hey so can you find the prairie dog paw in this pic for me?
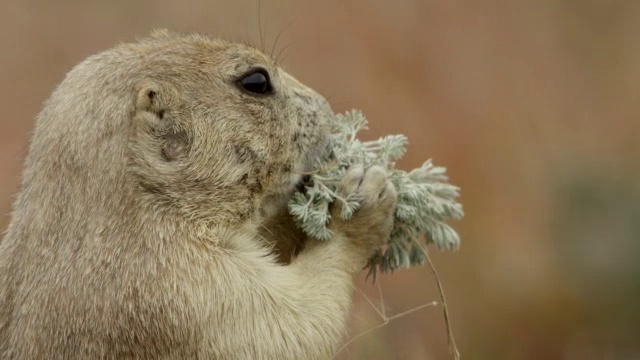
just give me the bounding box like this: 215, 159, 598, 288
331, 165, 397, 259
357, 165, 396, 208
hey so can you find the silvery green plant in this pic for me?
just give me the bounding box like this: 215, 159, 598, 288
288, 110, 463, 279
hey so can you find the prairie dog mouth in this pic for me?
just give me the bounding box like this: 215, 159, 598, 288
258, 169, 314, 219
295, 174, 313, 195
293, 138, 332, 193
259, 136, 330, 219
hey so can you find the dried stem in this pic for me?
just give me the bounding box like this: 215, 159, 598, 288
417, 241, 460, 360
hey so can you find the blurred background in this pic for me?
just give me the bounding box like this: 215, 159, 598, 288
1, 0, 639, 359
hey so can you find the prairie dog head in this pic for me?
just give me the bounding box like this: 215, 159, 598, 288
117, 30, 331, 225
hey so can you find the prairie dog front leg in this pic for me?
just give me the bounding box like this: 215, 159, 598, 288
204, 166, 397, 360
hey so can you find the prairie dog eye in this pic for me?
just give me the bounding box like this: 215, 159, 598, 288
238, 69, 273, 95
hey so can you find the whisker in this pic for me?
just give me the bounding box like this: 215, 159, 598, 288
270, 16, 298, 59
275, 39, 301, 67
258, 0, 265, 52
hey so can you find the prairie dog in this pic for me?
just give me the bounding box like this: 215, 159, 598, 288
0, 30, 396, 359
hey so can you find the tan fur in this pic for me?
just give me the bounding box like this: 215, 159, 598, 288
0, 30, 396, 359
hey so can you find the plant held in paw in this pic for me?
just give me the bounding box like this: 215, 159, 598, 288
288, 110, 464, 280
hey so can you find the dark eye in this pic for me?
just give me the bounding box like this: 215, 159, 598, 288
239, 69, 272, 95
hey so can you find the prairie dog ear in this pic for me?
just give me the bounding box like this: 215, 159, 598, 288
134, 81, 190, 161
135, 81, 162, 115
135, 81, 181, 121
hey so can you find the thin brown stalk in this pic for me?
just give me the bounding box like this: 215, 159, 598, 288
417, 241, 460, 360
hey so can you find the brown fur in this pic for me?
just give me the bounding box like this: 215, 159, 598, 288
0, 30, 396, 359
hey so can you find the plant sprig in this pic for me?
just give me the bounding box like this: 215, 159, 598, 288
288, 110, 463, 279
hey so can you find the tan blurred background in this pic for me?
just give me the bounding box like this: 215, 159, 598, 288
2, 0, 639, 359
